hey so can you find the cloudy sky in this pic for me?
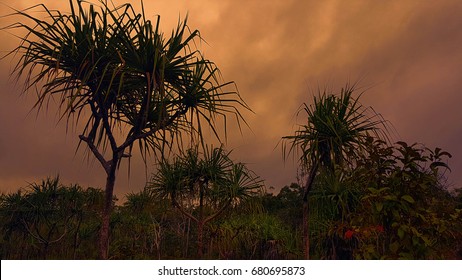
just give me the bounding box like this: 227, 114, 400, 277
1, 0, 461, 200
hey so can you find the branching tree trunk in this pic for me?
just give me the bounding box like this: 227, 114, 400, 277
7, 0, 248, 259
171, 198, 230, 258
151, 147, 262, 259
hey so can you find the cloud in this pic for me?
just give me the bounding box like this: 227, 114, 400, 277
1, 0, 461, 199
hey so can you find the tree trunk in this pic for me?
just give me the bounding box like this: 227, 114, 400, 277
302, 199, 310, 260
73, 212, 83, 259
184, 217, 191, 258
197, 221, 204, 259
99, 163, 117, 259
302, 162, 318, 260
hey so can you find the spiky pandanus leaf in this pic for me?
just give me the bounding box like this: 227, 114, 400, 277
4, 0, 250, 259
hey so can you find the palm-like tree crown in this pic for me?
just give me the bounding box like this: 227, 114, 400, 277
7, 0, 248, 157
284, 84, 389, 171
150, 146, 262, 208
4, 0, 250, 259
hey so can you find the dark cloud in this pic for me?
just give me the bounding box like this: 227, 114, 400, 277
1, 0, 461, 199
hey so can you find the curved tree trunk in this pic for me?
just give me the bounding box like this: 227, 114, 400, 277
302, 199, 310, 260
302, 162, 318, 260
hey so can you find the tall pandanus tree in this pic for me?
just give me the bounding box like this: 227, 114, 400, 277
4, 0, 248, 259
149, 146, 262, 258
283, 84, 388, 259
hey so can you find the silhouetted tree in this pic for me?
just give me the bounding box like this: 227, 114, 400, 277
6, 0, 248, 258
149, 146, 262, 258
283, 84, 388, 259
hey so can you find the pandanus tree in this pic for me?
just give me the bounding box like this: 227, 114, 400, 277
149, 146, 262, 258
0, 178, 75, 259
283, 84, 388, 259
0, 177, 101, 259
4, 0, 248, 259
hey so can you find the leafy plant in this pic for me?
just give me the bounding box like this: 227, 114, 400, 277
4, 0, 248, 258
0, 177, 104, 259
282, 83, 389, 258
348, 139, 460, 259
149, 146, 263, 258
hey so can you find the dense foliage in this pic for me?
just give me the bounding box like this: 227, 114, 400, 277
1, 139, 460, 260
0, 178, 104, 259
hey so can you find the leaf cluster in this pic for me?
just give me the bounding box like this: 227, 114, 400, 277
4, 0, 248, 162
149, 146, 263, 209
283, 83, 389, 172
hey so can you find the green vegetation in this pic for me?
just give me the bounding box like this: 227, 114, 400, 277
4, 0, 247, 259
149, 146, 263, 258
0, 177, 103, 259
1, 1, 461, 260
1, 149, 460, 259
282, 84, 389, 259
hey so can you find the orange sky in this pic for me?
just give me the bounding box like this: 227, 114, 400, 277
1, 0, 461, 199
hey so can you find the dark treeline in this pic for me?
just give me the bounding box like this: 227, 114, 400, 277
1, 138, 461, 259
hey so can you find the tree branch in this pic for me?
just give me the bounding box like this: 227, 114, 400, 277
87, 102, 102, 143
204, 198, 231, 224
172, 199, 199, 224
132, 72, 154, 137
79, 135, 110, 174
100, 108, 119, 153
118, 106, 188, 152
303, 161, 319, 202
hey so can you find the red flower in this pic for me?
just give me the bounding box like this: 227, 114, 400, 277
376, 225, 384, 232
344, 230, 354, 239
